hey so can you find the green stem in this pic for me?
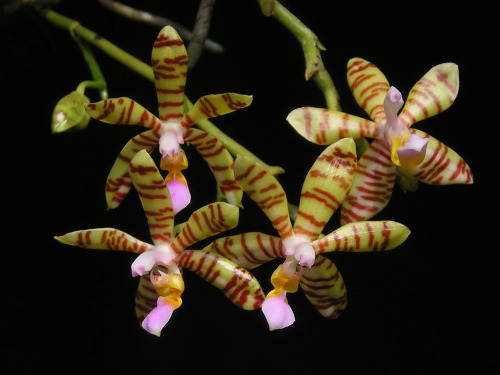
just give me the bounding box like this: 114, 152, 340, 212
257, 0, 340, 111
75, 39, 108, 99
38, 8, 283, 174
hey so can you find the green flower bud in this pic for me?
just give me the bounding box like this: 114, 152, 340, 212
51, 91, 90, 133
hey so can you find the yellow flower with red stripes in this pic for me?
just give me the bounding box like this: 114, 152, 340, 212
55, 150, 264, 336
287, 57, 473, 224
206, 139, 411, 330
85, 26, 252, 213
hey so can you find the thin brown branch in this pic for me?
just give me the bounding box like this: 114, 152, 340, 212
187, 0, 217, 70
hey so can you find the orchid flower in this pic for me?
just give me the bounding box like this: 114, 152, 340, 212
55, 149, 264, 336
85, 26, 252, 213
287, 58, 473, 224
205, 139, 411, 330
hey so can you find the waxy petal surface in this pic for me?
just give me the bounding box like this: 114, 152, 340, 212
340, 139, 396, 224
135, 265, 168, 324
86, 98, 162, 131
312, 221, 410, 254
294, 139, 357, 241
184, 128, 243, 206
300, 255, 346, 319
234, 155, 293, 240
171, 202, 239, 253
287, 107, 380, 145
205, 232, 286, 269
105, 130, 159, 209
181, 93, 253, 129
399, 63, 459, 127
177, 249, 265, 310
152, 26, 187, 122
347, 57, 390, 123
130, 150, 174, 246
55, 228, 153, 253
407, 129, 473, 185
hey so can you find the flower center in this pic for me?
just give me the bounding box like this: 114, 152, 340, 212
158, 121, 185, 158
282, 235, 316, 268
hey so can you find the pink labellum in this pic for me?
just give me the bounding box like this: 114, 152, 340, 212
141, 298, 175, 337
165, 175, 191, 214
397, 134, 430, 170
262, 291, 295, 331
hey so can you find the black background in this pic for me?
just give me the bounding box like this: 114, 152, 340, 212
2, 0, 497, 373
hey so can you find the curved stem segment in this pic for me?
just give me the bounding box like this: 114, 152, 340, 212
38, 8, 283, 175
257, 0, 340, 111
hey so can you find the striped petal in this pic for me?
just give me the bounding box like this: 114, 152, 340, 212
204, 232, 285, 269
300, 255, 346, 319
86, 98, 162, 131
347, 57, 390, 123
408, 129, 473, 185
184, 128, 243, 206
286, 107, 380, 145
130, 150, 174, 246
106, 130, 159, 209
340, 139, 397, 224
177, 249, 266, 310
294, 139, 357, 241
171, 202, 239, 253
180, 94, 253, 130
399, 63, 459, 127
152, 26, 187, 122
234, 155, 293, 240
54, 228, 153, 253
312, 221, 410, 254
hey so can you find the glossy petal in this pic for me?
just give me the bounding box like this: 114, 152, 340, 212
294, 138, 357, 241
397, 133, 430, 170
312, 221, 410, 254
408, 129, 473, 185
204, 232, 285, 269
130, 150, 174, 246
54, 228, 153, 253
86, 98, 162, 131
262, 291, 295, 331
152, 26, 187, 122
399, 63, 459, 127
141, 298, 175, 337
177, 249, 265, 310
184, 128, 243, 206
286, 107, 380, 145
347, 57, 390, 122
340, 139, 396, 224
171, 202, 239, 253
181, 93, 253, 130
135, 265, 167, 325
234, 155, 294, 240
105, 130, 159, 209
300, 255, 346, 318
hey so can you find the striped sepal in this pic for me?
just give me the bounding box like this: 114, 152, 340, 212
286, 107, 380, 145
171, 202, 239, 253
181, 94, 253, 129
408, 129, 473, 185
340, 139, 396, 224
312, 221, 410, 254
54, 228, 152, 253
294, 139, 357, 241
300, 255, 346, 319
130, 150, 174, 246
347, 57, 390, 123
399, 63, 459, 127
204, 232, 285, 269
135, 264, 169, 324
106, 130, 159, 209
86, 98, 161, 131
178, 250, 265, 310
152, 26, 187, 122
234, 155, 293, 240
184, 128, 243, 206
